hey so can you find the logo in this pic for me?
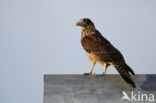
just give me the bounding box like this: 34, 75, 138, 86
121, 91, 155, 102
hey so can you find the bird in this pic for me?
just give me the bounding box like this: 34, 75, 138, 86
76, 18, 136, 88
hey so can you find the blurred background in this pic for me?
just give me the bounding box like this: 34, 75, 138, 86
0, 0, 156, 103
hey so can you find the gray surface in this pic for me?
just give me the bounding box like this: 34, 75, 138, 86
44, 74, 156, 103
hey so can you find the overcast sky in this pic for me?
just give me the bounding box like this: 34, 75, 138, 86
0, 0, 156, 103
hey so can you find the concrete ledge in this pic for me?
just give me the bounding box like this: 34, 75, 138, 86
44, 74, 156, 103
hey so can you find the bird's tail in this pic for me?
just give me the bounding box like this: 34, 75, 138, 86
113, 62, 136, 88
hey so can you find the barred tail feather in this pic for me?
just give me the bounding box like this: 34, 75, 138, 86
125, 63, 135, 75
114, 63, 136, 88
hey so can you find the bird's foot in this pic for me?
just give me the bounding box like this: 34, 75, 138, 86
83, 72, 96, 76
101, 72, 106, 76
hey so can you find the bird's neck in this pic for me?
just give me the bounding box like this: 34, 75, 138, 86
81, 25, 96, 37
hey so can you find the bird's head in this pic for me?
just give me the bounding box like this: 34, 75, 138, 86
76, 18, 95, 29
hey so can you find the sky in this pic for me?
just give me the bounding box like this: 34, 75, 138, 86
0, 0, 156, 103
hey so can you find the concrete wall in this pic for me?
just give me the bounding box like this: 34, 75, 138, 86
44, 74, 156, 103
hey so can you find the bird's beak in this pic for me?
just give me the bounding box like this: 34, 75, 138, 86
76, 19, 83, 26
76, 21, 80, 26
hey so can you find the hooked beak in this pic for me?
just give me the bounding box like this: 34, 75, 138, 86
76, 19, 84, 26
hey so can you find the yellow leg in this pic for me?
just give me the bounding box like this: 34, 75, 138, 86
89, 62, 96, 73
83, 62, 96, 75
103, 63, 108, 76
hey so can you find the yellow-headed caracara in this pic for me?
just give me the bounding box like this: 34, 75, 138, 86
76, 18, 136, 88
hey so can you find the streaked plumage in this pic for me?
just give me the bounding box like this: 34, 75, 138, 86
76, 18, 136, 88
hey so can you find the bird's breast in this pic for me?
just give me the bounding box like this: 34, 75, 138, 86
86, 52, 103, 62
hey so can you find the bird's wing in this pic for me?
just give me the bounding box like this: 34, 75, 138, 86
81, 31, 125, 63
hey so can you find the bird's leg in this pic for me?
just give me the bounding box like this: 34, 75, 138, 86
102, 63, 108, 76
83, 62, 96, 75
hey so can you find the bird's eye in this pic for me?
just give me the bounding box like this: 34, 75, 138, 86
84, 19, 88, 23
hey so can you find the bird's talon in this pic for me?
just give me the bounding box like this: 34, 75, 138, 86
92, 72, 96, 76
83, 73, 90, 75
83, 72, 96, 76
101, 72, 106, 76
